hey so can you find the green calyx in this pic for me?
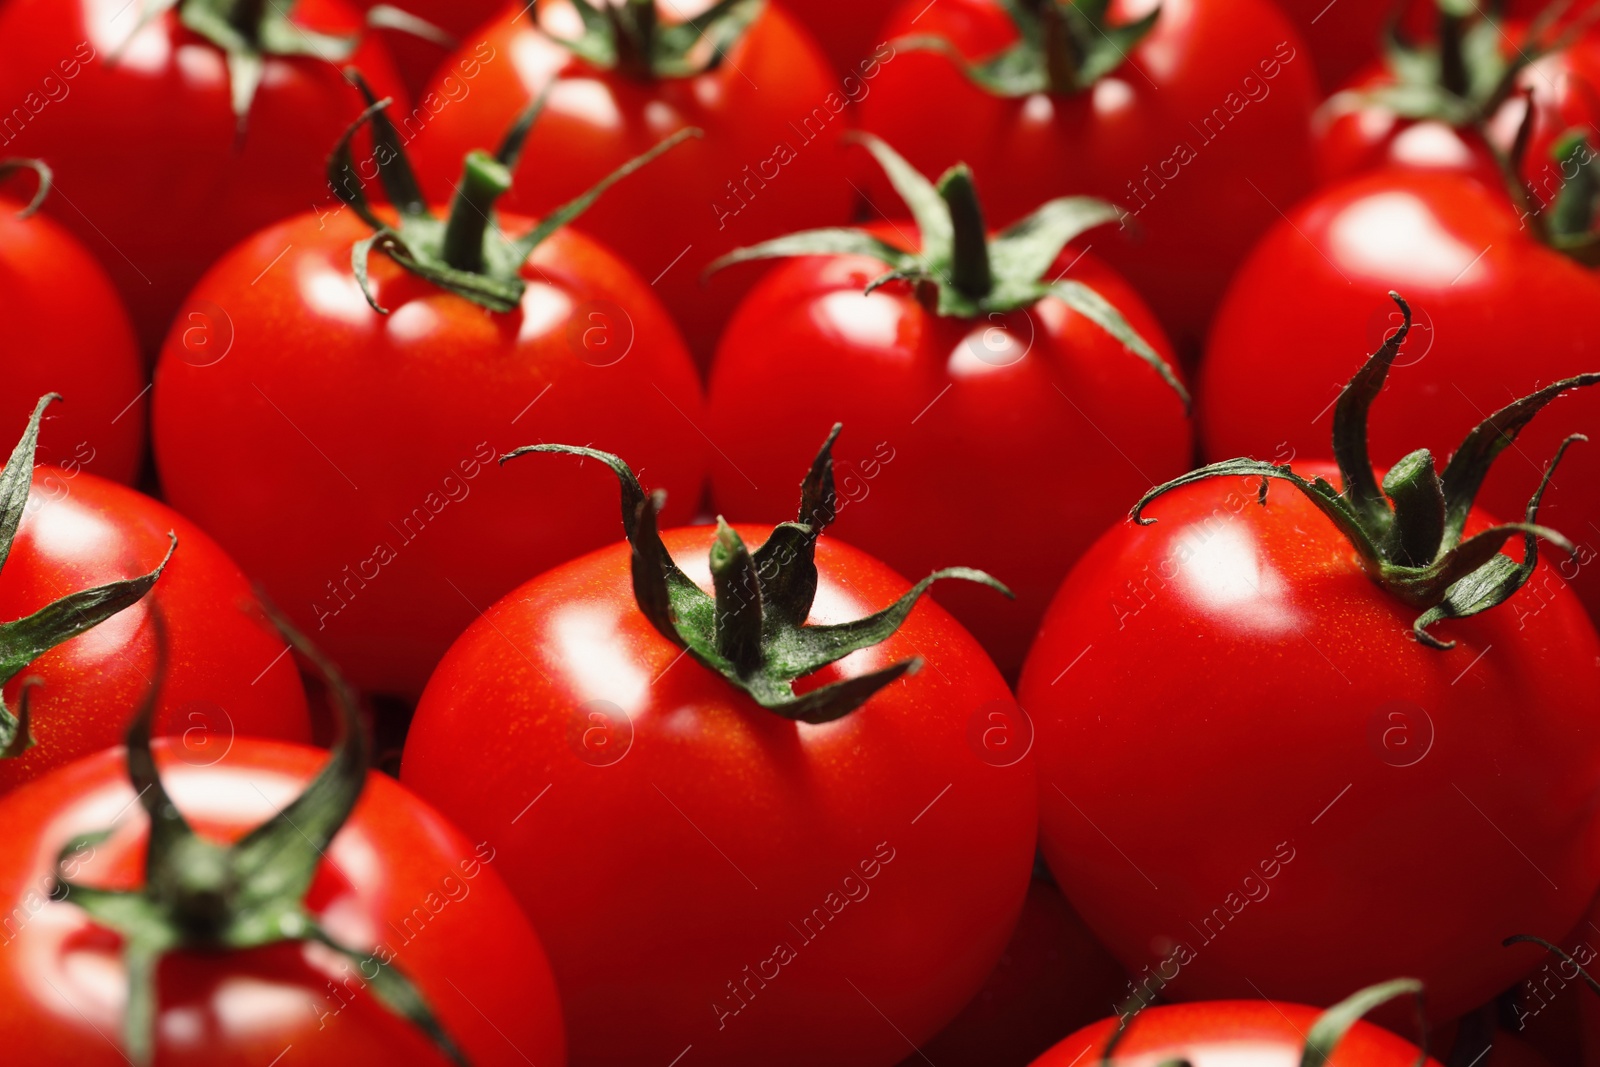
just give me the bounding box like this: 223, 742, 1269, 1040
329, 72, 699, 314
52, 613, 468, 1067
709, 133, 1188, 409
1322, 0, 1600, 256
128, 0, 359, 124
126, 1, 449, 124
1133, 292, 1598, 649
897, 0, 1160, 96
1323, 0, 1594, 129
1101, 977, 1427, 1067
0, 395, 172, 761
0, 158, 51, 217
503, 425, 1012, 724
545, 0, 763, 81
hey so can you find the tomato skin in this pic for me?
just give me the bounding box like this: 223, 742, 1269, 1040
706, 237, 1191, 678
0, 0, 405, 353
0, 200, 144, 485
856, 0, 1318, 349
1313, 27, 1600, 190
1018, 461, 1600, 1022
401, 523, 1037, 1067
407, 0, 854, 363
151, 207, 708, 699
353, 0, 509, 94
774, 0, 902, 74
1198, 170, 1600, 621
0, 468, 310, 796
0, 737, 565, 1065
897, 877, 1129, 1067
1030, 1000, 1443, 1066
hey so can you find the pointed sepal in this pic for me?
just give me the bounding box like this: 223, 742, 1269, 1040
508, 426, 1010, 723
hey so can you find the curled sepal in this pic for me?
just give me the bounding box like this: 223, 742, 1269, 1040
1412, 434, 1585, 648
1300, 978, 1428, 1067
1131, 458, 1382, 564
750, 422, 840, 631
327, 80, 696, 315
509, 426, 1010, 724
0, 395, 172, 760
897, 0, 1159, 97
1437, 372, 1600, 551
1503, 934, 1600, 996
0, 158, 52, 217
1131, 293, 1598, 650
49, 606, 467, 1066
1332, 292, 1413, 532
708, 135, 1184, 407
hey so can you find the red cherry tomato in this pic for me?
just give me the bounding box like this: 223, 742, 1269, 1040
0, 0, 405, 352
402, 522, 1036, 1066
1031, 999, 1443, 1066
774, 0, 901, 73
0, 736, 565, 1064
152, 207, 709, 698
899, 876, 1129, 1067
706, 234, 1190, 678
856, 0, 1318, 349
0, 467, 310, 795
1019, 457, 1600, 1022
0, 173, 143, 485
1313, 24, 1600, 189
407, 0, 853, 362
1198, 171, 1600, 621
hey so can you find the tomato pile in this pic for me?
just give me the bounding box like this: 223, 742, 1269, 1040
0, 0, 1597, 1064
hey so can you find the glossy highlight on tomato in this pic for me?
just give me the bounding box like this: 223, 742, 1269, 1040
402, 521, 1037, 1066
1030, 999, 1444, 1066
1020, 460, 1600, 1022
0, 0, 405, 351
1199, 170, 1600, 620
0, 736, 566, 1065
153, 205, 708, 698
856, 0, 1318, 348
707, 231, 1190, 678
0, 467, 310, 795
408, 0, 854, 362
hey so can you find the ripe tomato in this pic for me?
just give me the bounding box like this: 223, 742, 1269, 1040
775, 0, 901, 73
0, 657, 565, 1064
1198, 170, 1600, 620
152, 101, 708, 699
855, 0, 1318, 350
1313, 16, 1600, 190
897, 874, 1128, 1067
705, 138, 1190, 678
0, 163, 143, 485
0, 0, 405, 352
401, 436, 1036, 1066
407, 0, 853, 362
1022, 325, 1600, 1021
0, 403, 310, 796
1031, 996, 1442, 1066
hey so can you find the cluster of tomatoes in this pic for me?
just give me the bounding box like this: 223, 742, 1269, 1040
0, 0, 1598, 1063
